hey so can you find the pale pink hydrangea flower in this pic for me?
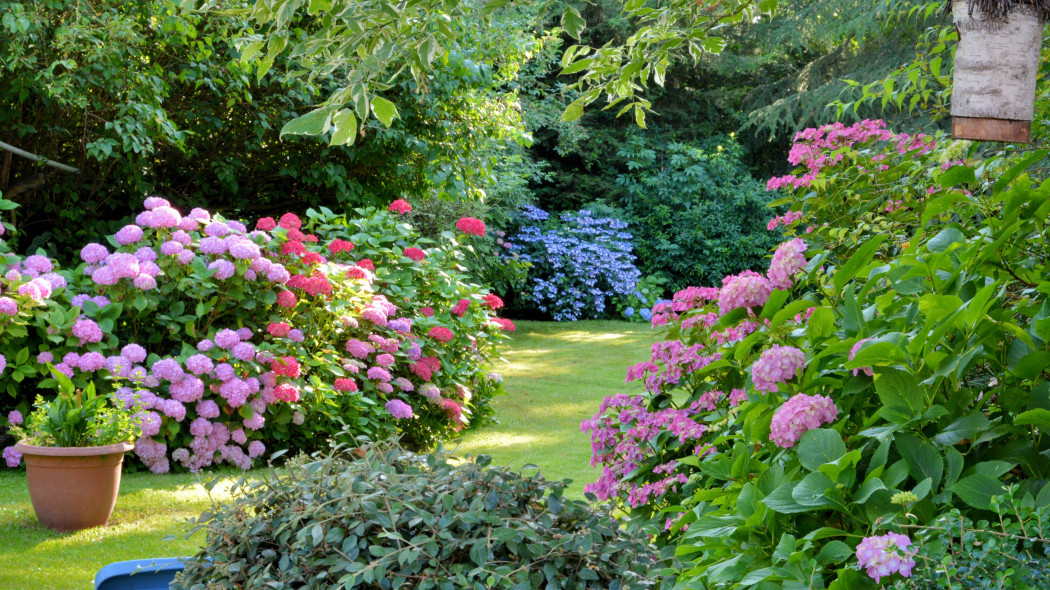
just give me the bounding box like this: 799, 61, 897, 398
751, 345, 805, 393
848, 338, 874, 377
856, 533, 917, 583
769, 393, 837, 448
767, 238, 808, 290
717, 270, 772, 315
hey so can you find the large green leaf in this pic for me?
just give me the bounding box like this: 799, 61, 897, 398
895, 434, 943, 490
797, 428, 846, 471
370, 97, 399, 127
951, 474, 1006, 509
933, 413, 989, 446
280, 107, 333, 138
833, 234, 887, 292
873, 369, 924, 417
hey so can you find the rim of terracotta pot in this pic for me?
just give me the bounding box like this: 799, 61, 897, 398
13, 441, 135, 456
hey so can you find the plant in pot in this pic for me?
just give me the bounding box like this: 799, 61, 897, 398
951, 0, 1049, 143
11, 366, 142, 531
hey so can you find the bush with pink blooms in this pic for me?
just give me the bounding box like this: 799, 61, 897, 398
0, 195, 513, 472
582, 120, 1050, 588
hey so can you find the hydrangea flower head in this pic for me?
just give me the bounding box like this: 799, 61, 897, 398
455, 217, 486, 236
767, 238, 808, 290
115, 224, 144, 245
72, 318, 104, 345
751, 345, 805, 393
278, 213, 301, 230
402, 246, 425, 262
385, 399, 414, 419
256, 217, 277, 231
856, 533, 917, 583
428, 326, 454, 343
769, 393, 838, 448
81, 243, 109, 264
388, 199, 412, 214
717, 270, 772, 315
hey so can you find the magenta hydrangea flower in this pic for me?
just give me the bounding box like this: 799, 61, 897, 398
767, 238, 809, 290
345, 339, 373, 359
717, 270, 772, 315
149, 206, 182, 228
362, 308, 388, 326
196, 400, 220, 419
18, 278, 53, 301
81, 243, 109, 264
247, 440, 265, 458
78, 352, 107, 372
227, 238, 261, 260
72, 318, 104, 345
204, 222, 229, 237
133, 275, 157, 290
160, 399, 186, 421
243, 413, 265, 431
419, 383, 441, 400
115, 224, 144, 245
144, 196, 171, 210
160, 241, 183, 256
24, 255, 53, 274
214, 362, 236, 381
122, 343, 147, 363
40, 272, 66, 290
232, 342, 255, 362
199, 237, 227, 255
208, 259, 236, 280
151, 358, 185, 383
385, 399, 414, 419
3, 446, 22, 468
136, 411, 162, 437
288, 329, 304, 342
196, 339, 214, 352
769, 393, 838, 448
106, 253, 140, 279
177, 250, 196, 265
7, 410, 22, 425
376, 353, 395, 367
105, 355, 131, 377
856, 533, 917, 583
186, 354, 214, 375
367, 366, 392, 382
0, 297, 18, 316
266, 264, 290, 284
188, 207, 210, 221
135, 247, 158, 263
189, 417, 213, 436
848, 338, 875, 377
214, 329, 240, 350
36, 351, 54, 364
751, 345, 805, 393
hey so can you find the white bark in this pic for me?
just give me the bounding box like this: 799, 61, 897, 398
951, 0, 1042, 121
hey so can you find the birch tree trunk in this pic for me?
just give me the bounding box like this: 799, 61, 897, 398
951, 0, 1042, 143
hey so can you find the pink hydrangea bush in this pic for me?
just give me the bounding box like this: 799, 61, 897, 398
0, 196, 514, 470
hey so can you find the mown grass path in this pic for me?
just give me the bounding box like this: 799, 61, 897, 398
0, 319, 653, 588
457, 320, 651, 494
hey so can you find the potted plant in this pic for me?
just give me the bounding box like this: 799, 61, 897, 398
951, 0, 1048, 143
11, 367, 141, 531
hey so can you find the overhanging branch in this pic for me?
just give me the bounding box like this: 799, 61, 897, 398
0, 141, 79, 174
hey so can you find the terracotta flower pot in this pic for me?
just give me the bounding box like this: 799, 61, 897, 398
13, 441, 134, 532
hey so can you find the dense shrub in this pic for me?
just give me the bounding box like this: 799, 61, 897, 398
173, 441, 668, 589
0, 196, 514, 472
507, 205, 642, 321
611, 135, 781, 291
582, 120, 1050, 588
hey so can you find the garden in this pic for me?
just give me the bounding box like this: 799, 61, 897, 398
3, 0, 1050, 588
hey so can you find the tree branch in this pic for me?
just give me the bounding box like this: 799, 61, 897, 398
0, 141, 80, 174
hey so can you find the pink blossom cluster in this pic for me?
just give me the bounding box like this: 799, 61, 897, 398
855, 533, 917, 583
750, 345, 805, 393
718, 270, 773, 315
767, 238, 808, 290
769, 393, 838, 448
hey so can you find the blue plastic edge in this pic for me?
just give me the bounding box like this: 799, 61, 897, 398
94, 558, 188, 590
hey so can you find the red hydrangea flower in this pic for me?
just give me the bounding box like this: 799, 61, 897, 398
410, 362, 432, 381
357, 259, 375, 271
483, 294, 504, 309
328, 239, 355, 254
287, 228, 305, 241
455, 217, 486, 236
267, 322, 291, 338
279, 213, 302, 230
346, 266, 367, 280
281, 241, 306, 256
287, 274, 309, 290
277, 290, 297, 308
333, 378, 358, 392
256, 217, 277, 231
388, 199, 412, 215
304, 234, 318, 243
271, 356, 301, 378
403, 247, 425, 262
301, 252, 326, 266
303, 275, 332, 296
273, 383, 300, 402
420, 356, 441, 373
428, 326, 454, 343
451, 299, 470, 317
493, 318, 516, 332
420, 307, 434, 317
439, 398, 464, 429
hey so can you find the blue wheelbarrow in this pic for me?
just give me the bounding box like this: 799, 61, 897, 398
93, 558, 186, 590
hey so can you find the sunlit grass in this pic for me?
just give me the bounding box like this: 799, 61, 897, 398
0, 467, 257, 590
455, 320, 652, 497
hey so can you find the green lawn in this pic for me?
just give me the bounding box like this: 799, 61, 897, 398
0, 468, 252, 590
0, 320, 651, 588
456, 320, 651, 495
